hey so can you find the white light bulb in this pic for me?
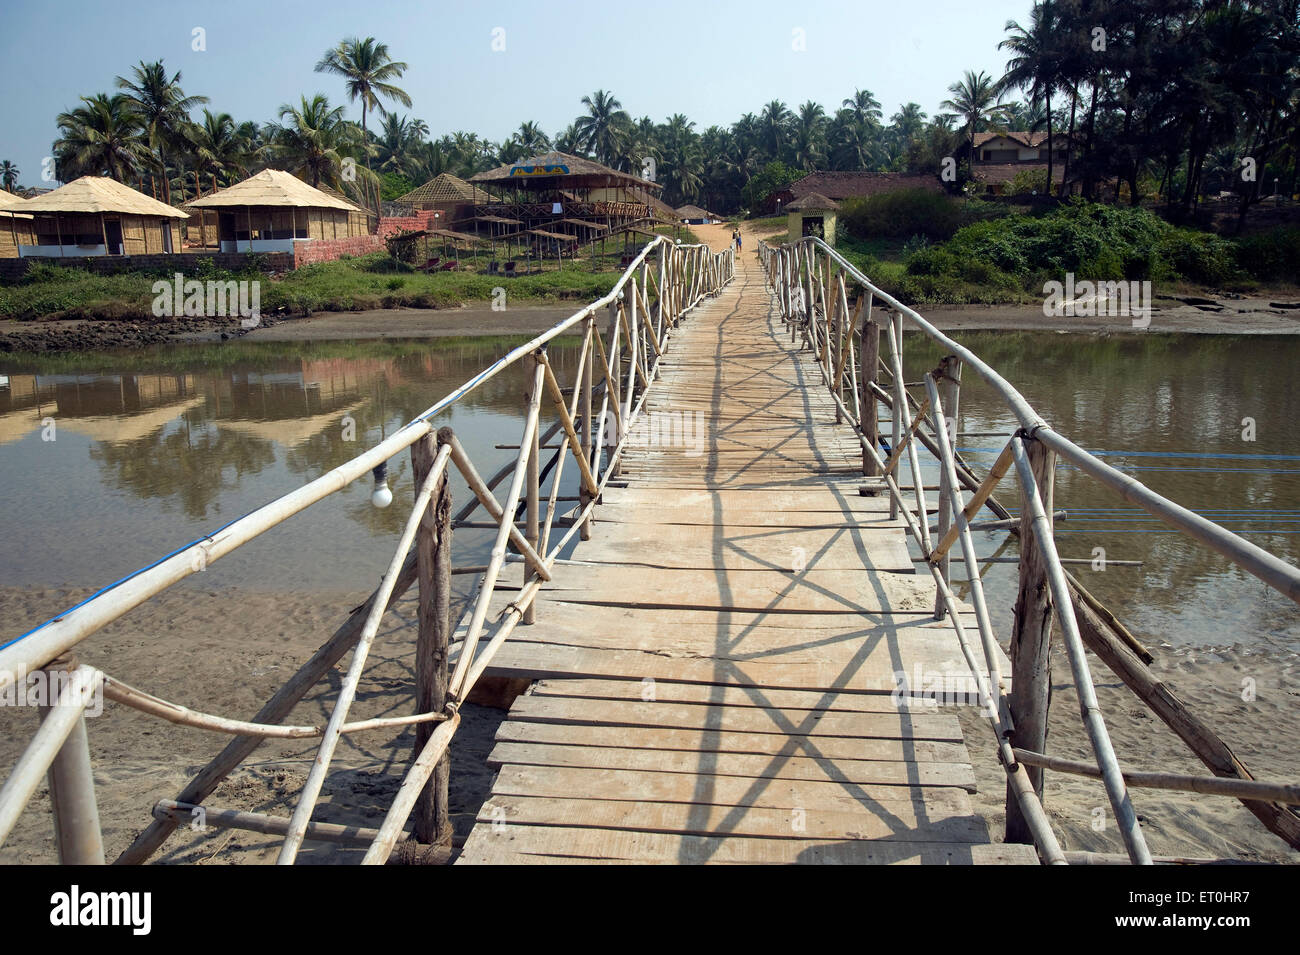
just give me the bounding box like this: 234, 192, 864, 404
371, 483, 393, 508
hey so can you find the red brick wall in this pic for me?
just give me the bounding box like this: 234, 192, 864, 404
292, 235, 385, 267
378, 210, 442, 237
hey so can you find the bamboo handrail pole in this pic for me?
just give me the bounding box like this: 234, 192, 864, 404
931, 357, 962, 619
850, 421, 1063, 863
442, 433, 551, 583
460, 576, 546, 697
1011, 436, 1153, 865
869, 379, 1014, 524
1012, 750, 1300, 805
538, 355, 599, 498
886, 319, 903, 521
361, 713, 460, 865
930, 440, 1016, 564
0, 239, 709, 687
620, 302, 648, 408
788, 235, 1300, 604
925, 376, 1007, 701
101, 676, 446, 738
878, 396, 933, 479
798, 348, 1062, 860
524, 353, 542, 627
580, 316, 595, 542
0, 665, 102, 850
116, 547, 425, 865
887, 323, 930, 551
639, 280, 663, 357
1036, 428, 1300, 604
277, 444, 452, 865
447, 364, 544, 700
453, 419, 564, 526
153, 800, 387, 848
591, 316, 622, 436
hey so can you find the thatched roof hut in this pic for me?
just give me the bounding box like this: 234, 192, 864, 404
187, 169, 369, 252
396, 173, 491, 209
19, 177, 187, 257
676, 204, 715, 224
0, 191, 34, 259
471, 151, 659, 192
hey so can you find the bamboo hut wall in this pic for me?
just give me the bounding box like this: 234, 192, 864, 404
29, 213, 171, 254
0, 217, 35, 257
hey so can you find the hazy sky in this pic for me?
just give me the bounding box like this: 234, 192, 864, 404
0, 0, 1036, 188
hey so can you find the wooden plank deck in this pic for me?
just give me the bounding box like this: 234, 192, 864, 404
457, 246, 1032, 865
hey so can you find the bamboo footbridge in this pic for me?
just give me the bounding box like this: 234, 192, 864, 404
3, 230, 1299, 866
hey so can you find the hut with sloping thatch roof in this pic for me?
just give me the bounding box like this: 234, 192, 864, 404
0, 191, 35, 258
186, 169, 369, 253
786, 192, 839, 244
18, 177, 188, 257
469, 151, 662, 236
396, 173, 490, 213
676, 204, 716, 225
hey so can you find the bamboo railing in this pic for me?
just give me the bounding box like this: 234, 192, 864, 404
0, 237, 735, 866
760, 235, 1300, 865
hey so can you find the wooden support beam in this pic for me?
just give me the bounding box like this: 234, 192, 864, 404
1068, 589, 1300, 849
1005, 435, 1056, 845
411, 429, 452, 846
932, 357, 962, 619
860, 311, 880, 479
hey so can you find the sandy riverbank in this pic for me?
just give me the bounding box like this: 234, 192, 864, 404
3, 579, 1296, 864
0, 582, 502, 864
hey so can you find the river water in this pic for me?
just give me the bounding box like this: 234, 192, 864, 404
1, 331, 1295, 652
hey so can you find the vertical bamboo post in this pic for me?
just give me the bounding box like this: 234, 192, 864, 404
861, 305, 880, 480
580, 315, 595, 541
41, 656, 104, 864
411, 429, 452, 846
524, 351, 542, 625
933, 356, 962, 618
887, 311, 902, 521
1005, 434, 1057, 844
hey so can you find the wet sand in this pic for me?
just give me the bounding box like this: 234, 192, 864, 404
3, 582, 1296, 864
5, 291, 1300, 355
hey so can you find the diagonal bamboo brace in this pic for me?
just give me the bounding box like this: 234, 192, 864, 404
442, 432, 551, 583
537, 352, 600, 498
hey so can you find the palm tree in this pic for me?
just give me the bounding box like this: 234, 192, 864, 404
266, 94, 370, 190
842, 89, 883, 128
575, 90, 629, 166
54, 93, 151, 182
114, 60, 208, 201
0, 160, 19, 192
759, 100, 792, 162
998, 3, 1060, 192
793, 101, 827, 171
940, 69, 1006, 171
314, 36, 411, 170
192, 110, 260, 188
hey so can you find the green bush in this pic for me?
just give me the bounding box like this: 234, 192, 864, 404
1156, 229, 1239, 285
1234, 226, 1300, 282
840, 189, 965, 242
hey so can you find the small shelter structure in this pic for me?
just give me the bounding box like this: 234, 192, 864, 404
186, 169, 369, 253
0, 191, 34, 258
786, 192, 839, 245
676, 204, 716, 225
18, 177, 187, 257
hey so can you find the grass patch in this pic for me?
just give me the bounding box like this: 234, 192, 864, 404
0, 233, 706, 322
